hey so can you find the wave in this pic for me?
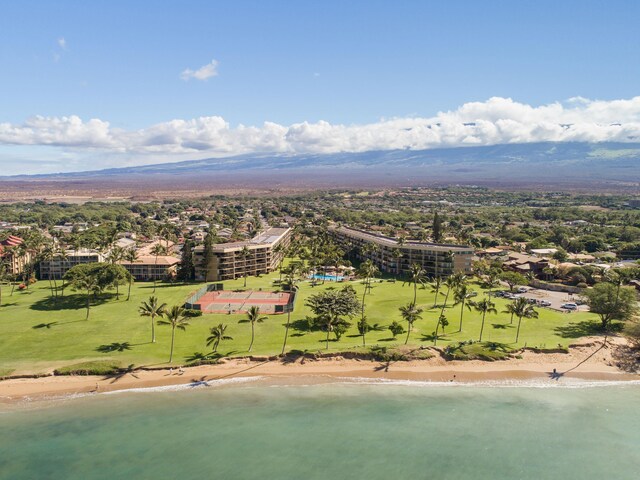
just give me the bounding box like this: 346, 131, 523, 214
265, 375, 640, 390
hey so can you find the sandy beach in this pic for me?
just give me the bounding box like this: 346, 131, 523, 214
1, 337, 638, 403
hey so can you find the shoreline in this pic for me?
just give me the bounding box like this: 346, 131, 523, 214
1, 337, 638, 404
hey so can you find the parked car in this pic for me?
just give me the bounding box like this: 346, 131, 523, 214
538, 300, 552, 307
517, 287, 528, 293
561, 303, 578, 310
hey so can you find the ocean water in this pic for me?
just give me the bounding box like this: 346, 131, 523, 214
1, 378, 640, 480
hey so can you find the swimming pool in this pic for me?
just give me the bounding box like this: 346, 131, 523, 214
311, 274, 344, 281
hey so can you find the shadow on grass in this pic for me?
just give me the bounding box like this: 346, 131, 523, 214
554, 321, 623, 338
185, 351, 224, 363
96, 342, 133, 353
492, 323, 513, 330
29, 293, 112, 312
138, 283, 188, 290
290, 318, 317, 333
32, 322, 59, 329
32, 318, 86, 329
378, 337, 399, 342
420, 333, 447, 343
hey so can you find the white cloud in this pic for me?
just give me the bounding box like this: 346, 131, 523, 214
180, 59, 219, 81
57, 37, 67, 49
2, 97, 640, 167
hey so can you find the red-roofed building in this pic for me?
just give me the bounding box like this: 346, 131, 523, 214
0, 235, 33, 275
118, 255, 180, 281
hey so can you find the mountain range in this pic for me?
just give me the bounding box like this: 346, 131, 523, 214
1, 142, 639, 193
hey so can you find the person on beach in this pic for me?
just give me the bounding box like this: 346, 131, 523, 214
95, 383, 99, 392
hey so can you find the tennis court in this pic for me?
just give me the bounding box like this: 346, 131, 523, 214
193, 289, 293, 314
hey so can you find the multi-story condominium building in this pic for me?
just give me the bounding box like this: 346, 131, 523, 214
118, 255, 180, 281
0, 235, 33, 275
39, 249, 105, 280
194, 227, 291, 282
330, 226, 473, 277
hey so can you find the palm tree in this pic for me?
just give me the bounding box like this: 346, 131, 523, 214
485, 269, 501, 296
470, 298, 497, 342
280, 268, 299, 355
107, 245, 125, 299
391, 248, 403, 277
55, 246, 68, 297
150, 243, 168, 293
124, 248, 139, 300
513, 297, 539, 343
453, 284, 476, 332
433, 313, 448, 346
429, 276, 442, 308
407, 263, 427, 306
157, 305, 190, 363
273, 243, 285, 282
240, 246, 252, 288
107, 245, 125, 264
159, 223, 175, 250
242, 305, 267, 352
0, 262, 7, 307
357, 260, 379, 346
438, 275, 458, 318
39, 243, 57, 301
503, 302, 517, 325
138, 295, 167, 343
206, 323, 233, 353
399, 303, 423, 345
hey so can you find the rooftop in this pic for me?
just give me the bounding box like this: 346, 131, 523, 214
332, 226, 472, 252
195, 227, 290, 253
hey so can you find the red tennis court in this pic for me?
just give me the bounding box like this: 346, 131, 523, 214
193, 290, 293, 314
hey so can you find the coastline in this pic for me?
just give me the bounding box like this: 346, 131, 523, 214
1, 337, 638, 404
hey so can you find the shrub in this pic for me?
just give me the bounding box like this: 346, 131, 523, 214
54, 361, 123, 376
624, 322, 640, 347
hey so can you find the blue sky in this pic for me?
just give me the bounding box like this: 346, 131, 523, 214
1, 0, 639, 174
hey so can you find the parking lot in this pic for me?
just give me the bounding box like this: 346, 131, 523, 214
493, 287, 590, 313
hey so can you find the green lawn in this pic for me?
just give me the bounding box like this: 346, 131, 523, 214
0, 271, 602, 374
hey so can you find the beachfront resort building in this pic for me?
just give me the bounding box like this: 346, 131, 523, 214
118, 255, 180, 281
330, 226, 473, 277
0, 235, 33, 275
39, 249, 105, 280
116, 240, 180, 281
193, 227, 291, 282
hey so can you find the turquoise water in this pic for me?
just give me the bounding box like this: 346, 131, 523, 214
1, 379, 640, 479
312, 273, 344, 281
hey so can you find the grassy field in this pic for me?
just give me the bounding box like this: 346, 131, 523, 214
0, 270, 603, 374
